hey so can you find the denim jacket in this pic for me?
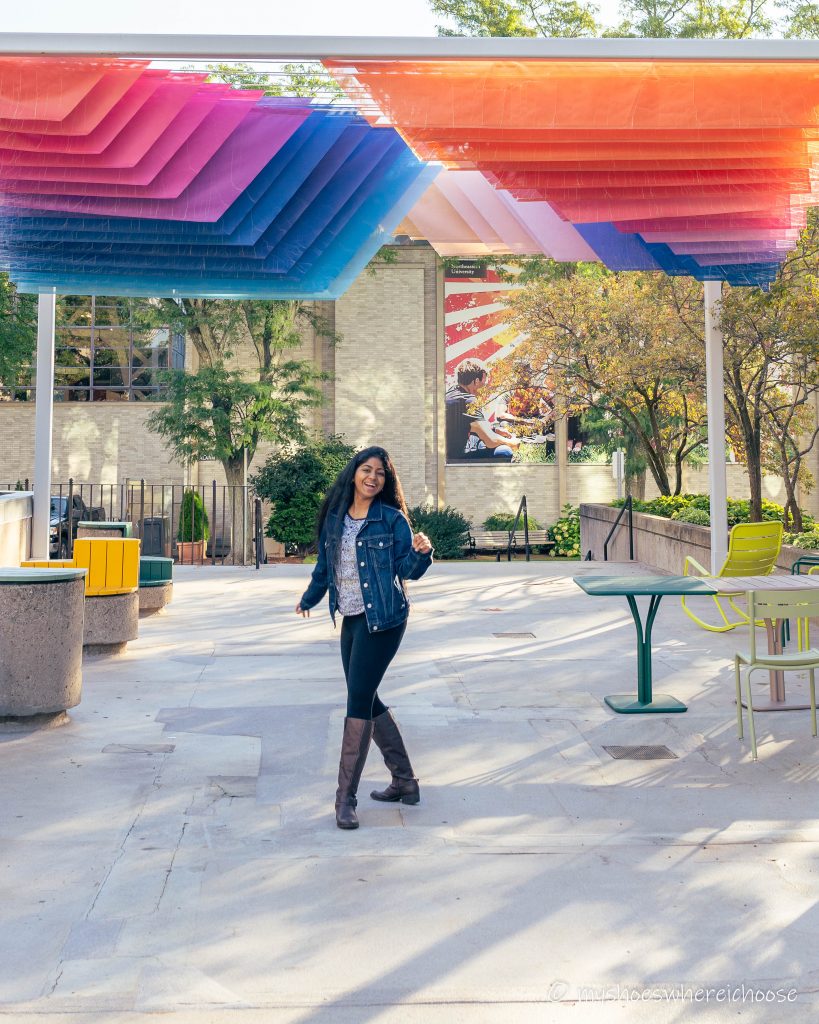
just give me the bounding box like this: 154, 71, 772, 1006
299, 500, 433, 633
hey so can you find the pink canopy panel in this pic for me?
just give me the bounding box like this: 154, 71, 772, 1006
400, 169, 596, 261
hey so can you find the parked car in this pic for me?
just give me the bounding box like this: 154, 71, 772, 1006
50, 494, 105, 557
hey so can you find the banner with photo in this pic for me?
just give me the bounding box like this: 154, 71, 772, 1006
444, 263, 586, 465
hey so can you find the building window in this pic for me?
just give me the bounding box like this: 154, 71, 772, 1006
3, 296, 185, 402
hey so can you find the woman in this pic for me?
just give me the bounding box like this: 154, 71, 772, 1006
296, 446, 433, 830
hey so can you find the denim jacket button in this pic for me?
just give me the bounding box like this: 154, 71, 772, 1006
363, 582, 368, 588
379, 541, 384, 547
358, 541, 362, 547
367, 603, 372, 608
373, 625, 378, 631
360, 561, 365, 567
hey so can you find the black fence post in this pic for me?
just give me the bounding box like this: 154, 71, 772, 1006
67, 477, 74, 557
255, 497, 263, 570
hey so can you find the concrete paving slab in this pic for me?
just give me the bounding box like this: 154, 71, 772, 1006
2, 562, 819, 1021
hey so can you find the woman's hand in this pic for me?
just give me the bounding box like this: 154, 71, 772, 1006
412, 532, 432, 554
295, 603, 310, 617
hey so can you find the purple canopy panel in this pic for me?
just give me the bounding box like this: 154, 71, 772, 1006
0, 63, 149, 134
0, 72, 209, 162
0, 89, 260, 194
0, 104, 311, 221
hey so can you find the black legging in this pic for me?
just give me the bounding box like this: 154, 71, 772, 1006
340, 613, 407, 719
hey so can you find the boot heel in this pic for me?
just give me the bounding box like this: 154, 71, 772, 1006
400, 793, 420, 805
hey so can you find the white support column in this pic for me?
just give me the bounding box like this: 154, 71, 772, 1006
32, 289, 56, 560
704, 280, 728, 574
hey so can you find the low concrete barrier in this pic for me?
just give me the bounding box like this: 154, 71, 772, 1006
580, 503, 815, 574
0, 567, 86, 717
0, 491, 33, 566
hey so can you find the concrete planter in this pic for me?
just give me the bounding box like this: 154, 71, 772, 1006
139, 581, 173, 616
0, 570, 85, 717
580, 502, 817, 574
84, 591, 139, 655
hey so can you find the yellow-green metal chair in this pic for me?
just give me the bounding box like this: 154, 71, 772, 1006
681, 521, 784, 632
735, 589, 819, 760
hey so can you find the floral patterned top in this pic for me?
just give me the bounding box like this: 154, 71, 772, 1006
334, 514, 366, 615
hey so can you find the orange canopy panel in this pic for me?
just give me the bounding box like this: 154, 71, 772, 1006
325, 60, 819, 131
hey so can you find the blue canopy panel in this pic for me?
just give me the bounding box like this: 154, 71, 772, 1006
0, 108, 440, 298
574, 221, 780, 288
5, 161, 439, 299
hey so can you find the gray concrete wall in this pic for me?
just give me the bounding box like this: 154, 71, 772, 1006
0, 491, 32, 566
580, 502, 814, 574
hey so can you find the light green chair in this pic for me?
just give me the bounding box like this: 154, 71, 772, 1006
735, 589, 819, 760
682, 521, 784, 632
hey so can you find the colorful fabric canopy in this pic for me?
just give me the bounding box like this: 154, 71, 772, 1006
326, 58, 819, 285
0, 58, 435, 298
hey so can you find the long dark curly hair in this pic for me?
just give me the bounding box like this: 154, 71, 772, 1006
317, 446, 408, 542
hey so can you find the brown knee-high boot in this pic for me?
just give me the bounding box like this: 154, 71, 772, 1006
370, 709, 420, 805
335, 717, 374, 829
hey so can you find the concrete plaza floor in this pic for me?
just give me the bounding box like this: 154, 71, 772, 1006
2, 561, 819, 1023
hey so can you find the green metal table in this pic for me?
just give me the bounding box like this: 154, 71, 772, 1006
573, 575, 720, 714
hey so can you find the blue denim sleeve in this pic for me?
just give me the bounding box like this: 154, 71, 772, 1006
300, 530, 329, 609
394, 513, 433, 581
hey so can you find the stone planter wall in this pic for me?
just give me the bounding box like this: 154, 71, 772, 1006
0, 491, 32, 567
580, 502, 813, 574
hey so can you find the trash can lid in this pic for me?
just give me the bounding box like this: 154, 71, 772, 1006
0, 567, 88, 584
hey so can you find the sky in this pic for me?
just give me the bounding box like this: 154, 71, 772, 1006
1, 0, 621, 36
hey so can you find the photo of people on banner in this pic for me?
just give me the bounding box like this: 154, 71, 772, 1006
444, 265, 585, 465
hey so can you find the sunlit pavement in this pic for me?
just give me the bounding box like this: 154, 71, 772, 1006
1, 561, 817, 1023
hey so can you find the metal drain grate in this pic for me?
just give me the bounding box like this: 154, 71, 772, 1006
603, 745, 677, 760
492, 632, 536, 639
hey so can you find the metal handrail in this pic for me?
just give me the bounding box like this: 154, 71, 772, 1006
507, 495, 532, 562
603, 496, 634, 561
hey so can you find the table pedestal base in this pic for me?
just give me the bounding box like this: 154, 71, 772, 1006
605, 694, 688, 714
740, 698, 812, 712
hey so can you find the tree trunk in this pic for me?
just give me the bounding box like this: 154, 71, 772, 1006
223, 457, 254, 564
627, 470, 646, 500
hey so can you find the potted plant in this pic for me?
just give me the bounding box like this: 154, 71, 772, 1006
177, 489, 210, 564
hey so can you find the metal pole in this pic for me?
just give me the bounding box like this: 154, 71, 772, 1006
704, 280, 729, 574
32, 289, 56, 559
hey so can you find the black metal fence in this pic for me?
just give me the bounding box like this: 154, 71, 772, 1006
6, 478, 266, 567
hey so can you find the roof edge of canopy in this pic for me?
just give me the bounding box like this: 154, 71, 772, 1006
4, 33, 819, 61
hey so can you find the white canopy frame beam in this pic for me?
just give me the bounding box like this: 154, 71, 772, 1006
31, 289, 56, 560
704, 281, 729, 573
3, 33, 819, 59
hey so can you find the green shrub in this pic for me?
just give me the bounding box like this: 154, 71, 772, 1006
641, 495, 693, 519
548, 503, 580, 558
483, 511, 542, 531
252, 434, 356, 555
177, 490, 210, 543
265, 492, 319, 552
783, 530, 819, 550
408, 504, 471, 559
671, 507, 711, 526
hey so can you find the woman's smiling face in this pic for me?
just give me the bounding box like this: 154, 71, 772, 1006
353, 457, 386, 504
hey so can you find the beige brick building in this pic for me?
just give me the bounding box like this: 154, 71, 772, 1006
1, 243, 817, 529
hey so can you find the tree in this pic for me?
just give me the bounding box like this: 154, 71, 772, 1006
429, 0, 599, 36
204, 62, 344, 101
428, 0, 819, 37
496, 268, 709, 496
252, 434, 357, 554
146, 299, 333, 490
0, 273, 36, 397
